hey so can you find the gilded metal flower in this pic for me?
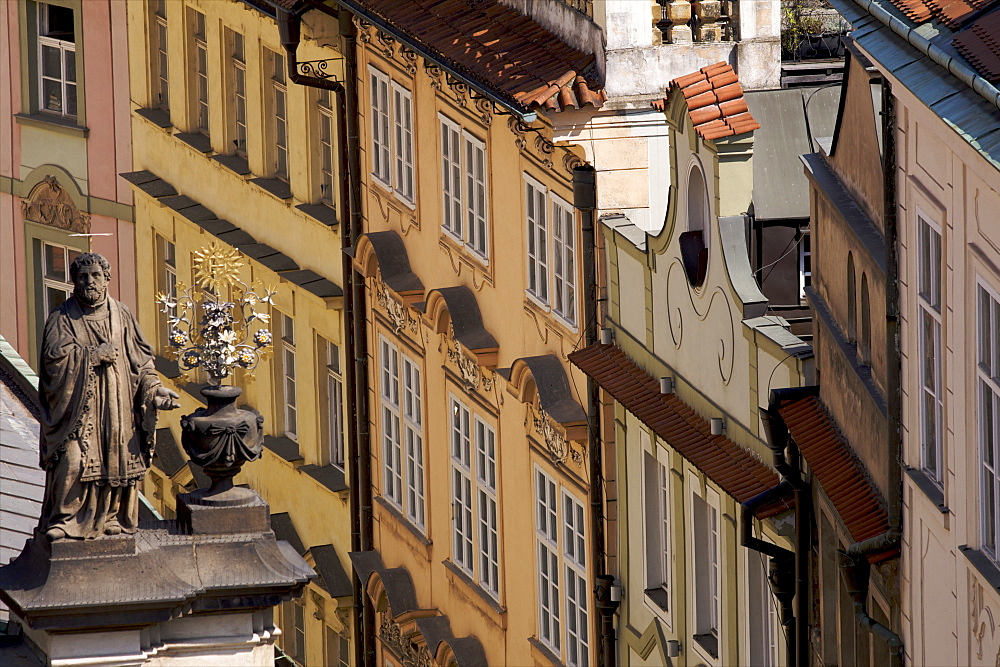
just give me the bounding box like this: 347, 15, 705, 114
169, 328, 188, 347
253, 329, 273, 347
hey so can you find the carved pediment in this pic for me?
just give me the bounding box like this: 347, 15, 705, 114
21, 176, 90, 233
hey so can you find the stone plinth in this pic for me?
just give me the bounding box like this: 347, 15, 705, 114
0, 492, 314, 666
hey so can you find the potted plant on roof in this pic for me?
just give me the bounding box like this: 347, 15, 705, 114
156, 243, 275, 506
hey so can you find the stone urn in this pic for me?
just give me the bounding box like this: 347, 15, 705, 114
180, 385, 263, 506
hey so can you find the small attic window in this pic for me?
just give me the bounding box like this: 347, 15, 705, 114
682, 165, 710, 287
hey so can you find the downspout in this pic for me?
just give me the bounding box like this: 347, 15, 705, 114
276, 8, 372, 666
575, 165, 617, 666
762, 389, 813, 667
741, 485, 796, 664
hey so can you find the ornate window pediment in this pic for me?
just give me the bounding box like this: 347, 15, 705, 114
21, 176, 90, 233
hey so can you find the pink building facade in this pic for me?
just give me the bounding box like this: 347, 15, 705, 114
1, 0, 135, 365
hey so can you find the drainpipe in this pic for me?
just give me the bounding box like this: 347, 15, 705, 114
276, 7, 372, 665
575, 165, 615, 665
761, 388, 813, 667
741, 485, 796, 664
839, 533, 903, 667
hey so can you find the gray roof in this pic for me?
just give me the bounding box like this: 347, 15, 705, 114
745, 86, 842, 221
829, 0, 1000, 170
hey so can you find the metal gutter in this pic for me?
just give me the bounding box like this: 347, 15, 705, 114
330, 0, 538, 122
844, 0, 1000, 111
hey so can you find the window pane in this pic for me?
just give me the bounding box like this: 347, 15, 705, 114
42, 78, 63, 113
42, 45, 62, 78
44, 244, 66, 281
46, 286, 67, 315
65, 82, 77, 117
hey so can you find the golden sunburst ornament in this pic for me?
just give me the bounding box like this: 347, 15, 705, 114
192, 243, 243, 291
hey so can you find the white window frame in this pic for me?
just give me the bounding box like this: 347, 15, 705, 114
41, 241, 81, 320
156, 235, 177, 348
690, 479, 721, 660
279, 312, 297, 440
747, 548, 779, 667
439, 114, 489, 260
476, 416, 499, 597
152, 0, 168, 111
451, 397, 474, 574
799, 228, 812, 300
392, 81, 414, 203
379, 336, 425, 529
230, 30, 247, 156
643, 448, 671, 617
917, 213, 943, 484
979, 279, 1000, 561
524, 174, 579, 327
534, 466, 590, 665
269, 49, 289, 179
318, 89, 336, 206
324, 339, 345, 470
190, 8, 209, 135
37, 3, 77, 118
369, 67, 392, 187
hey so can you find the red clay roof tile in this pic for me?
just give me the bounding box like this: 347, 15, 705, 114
653, 62, 761, 141
778, 395, 897, 564
518, 74, 607, 112
569, 344, 792, 519
887, 0, 993, 27
954, 9, 1000, 82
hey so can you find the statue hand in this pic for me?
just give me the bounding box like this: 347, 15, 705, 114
96, 342, 118, 364
153, 386, 181, 410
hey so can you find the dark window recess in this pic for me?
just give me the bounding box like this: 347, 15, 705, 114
644, 587, 669, 611
41, 4, 75, 40
693, 632, 719, 659
679, 230, 708, 287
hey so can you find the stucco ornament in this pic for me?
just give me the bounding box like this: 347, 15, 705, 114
972, 574, 998, 662
444, 327, 494, 392
380, 613, 432, 667
665, 259, 736, 384
531, 404, 581, 465
21, 175, 91, 233
37, 253, 180, 541
375, 277, 417, 334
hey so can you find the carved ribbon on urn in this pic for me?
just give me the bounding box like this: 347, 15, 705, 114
21, 176, 91, 233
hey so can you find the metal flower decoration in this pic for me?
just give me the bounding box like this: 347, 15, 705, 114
156, 243, 276, 387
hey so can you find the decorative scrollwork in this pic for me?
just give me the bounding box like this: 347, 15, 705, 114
563, 152, 584, 174
424, 59, 444, 90
353, 16, 372, 42
379, 614, 432, 667
508, 116, 528, 150
375, 30, 396, 58
375, 278, 417, 335
296, 58, 342, 82
532, 405, 569, 464
446, 76, 469, 107
475, 97, 493, 126
21, 176, 90, 233
399, 47, 418, 76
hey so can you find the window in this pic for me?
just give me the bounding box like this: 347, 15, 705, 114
322, 338, 345, 470
525, 175, 579, 326
189, 8, 209, 134
41, 242, 81, 319
441, 116, 488, 258
37, 3, 77, 118
229, 30, 247, 156
156, 235, 177, 349
279, 312, 297, 440
325, 626, 350, 667
535, 467, 589, 665
450, 397, 500, 597
979, 281, 1000, 559
748, 552, 779, 667
318, 89, 336, 206
860, 273, 871, 364
692, 488, 720, 658
847, 252, 857, 342
151, 0, 168, 110
392, 82, 414, 202
367, 69, 414, 202
643, 452, 671, 611
799, 229, 812, 299
269, 49, 289, 178
379, 337, 424, 528
281, 600, 306, 665
681, 165, 710, 288
918, 216, 943, 483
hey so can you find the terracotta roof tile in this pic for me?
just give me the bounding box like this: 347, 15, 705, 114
346, 0, 603, 114
778, 395, 897, 564
887, 0, 993, 27
569, 344, 791, 519
517, 74, 607, 112
954, 9, 1000, 82
654, 62, 761, 141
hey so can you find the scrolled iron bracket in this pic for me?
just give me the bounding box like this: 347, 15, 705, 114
296, 58, 344, 82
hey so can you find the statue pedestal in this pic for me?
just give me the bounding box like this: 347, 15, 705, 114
0, 491, 314, 666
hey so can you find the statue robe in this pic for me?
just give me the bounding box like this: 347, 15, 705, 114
38, 296, 161, 538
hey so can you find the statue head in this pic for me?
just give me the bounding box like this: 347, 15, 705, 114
70, 252, 111, 306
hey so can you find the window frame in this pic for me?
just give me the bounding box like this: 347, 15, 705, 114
369, 66, 392, 187
917, 212, 944, 485
524, 174, 579, 328
36, 2, 78, 119
690, 479, 721, 660
379, 336, 425, 530
391, 81, 415, 204
268, 48, 289, 179
798, 228, 812, 300
979, 278, 1000, 561
155, 235, 177, 351
189, 8, 209, 135
322, 337, 345, 471
278, 311, 298, 441
228, 29, 248, 157
151, 0, 168, 111
40, 241, 81, 321
643, 448, 672, 617
439, 113, 489, 260
317, 89, 337, 207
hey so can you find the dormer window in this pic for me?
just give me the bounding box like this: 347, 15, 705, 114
681, 164, 710, 287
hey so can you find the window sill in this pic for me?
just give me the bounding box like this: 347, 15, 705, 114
263, 435, 303, 464
134, 107, 172, 129
527, 637, 561, 666
393, 190, 416, 211
522, 295, 579, 337
374, 495, 431, 546
960, 546, 1000, 593
298, 463, 348, 494
175, 132, 213, 154
438, 232, 491, 273
296, 203, 339, 227
250, 177, 293, 200
644, 587, 669, 612
904, 466, 948, 514
212, 154, 252, 176
14, 112, 88, 137
441, 559, 505, 616
693, 632, 719, 660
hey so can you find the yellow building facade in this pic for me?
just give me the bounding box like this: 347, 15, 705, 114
125, 1, 353, 665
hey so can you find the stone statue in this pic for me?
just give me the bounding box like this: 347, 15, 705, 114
37, 252, 180, 540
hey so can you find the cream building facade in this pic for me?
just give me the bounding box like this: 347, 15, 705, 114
124, 1, 353, 664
